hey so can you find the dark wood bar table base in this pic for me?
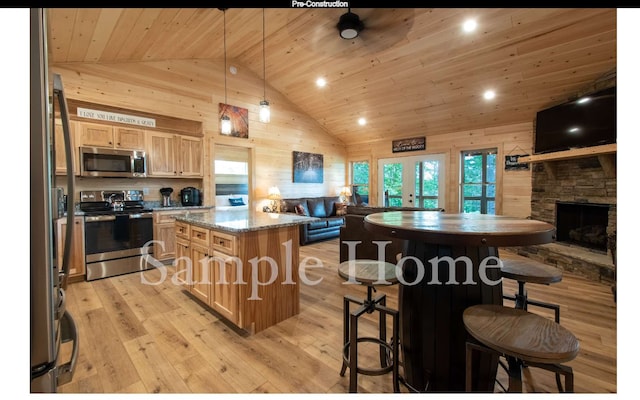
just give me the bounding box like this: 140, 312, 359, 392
364, 212, 555, 392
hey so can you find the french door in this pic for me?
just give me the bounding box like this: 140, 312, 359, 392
378, 154, 445, 208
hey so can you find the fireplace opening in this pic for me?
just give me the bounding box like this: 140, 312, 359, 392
556, 202, 610, 252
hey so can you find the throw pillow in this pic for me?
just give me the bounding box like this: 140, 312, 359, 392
294, 203, 309, 216
336, 202, 347, 216
228, 197, 245, 206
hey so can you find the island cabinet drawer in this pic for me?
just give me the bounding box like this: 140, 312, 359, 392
155, 211, 182, 224
211, 230, 237, 255
175, 221, 190, 239
190, 226, 210, 247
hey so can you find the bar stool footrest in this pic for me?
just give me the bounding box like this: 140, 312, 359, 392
343, 337, 394, 376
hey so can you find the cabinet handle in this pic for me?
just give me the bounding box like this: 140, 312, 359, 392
219, 240, 224, 245
109, 141, 112, 144
117, 142, 121, 146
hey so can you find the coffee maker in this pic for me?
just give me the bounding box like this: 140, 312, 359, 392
159, 187, 173, 207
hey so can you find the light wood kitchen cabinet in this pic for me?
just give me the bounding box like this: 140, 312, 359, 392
174, 238, 191, 288
77, 121, 145, 150
153, 209, 210, 261
56, 216, 85, 282
174, 215, 307, 334
146, 131, 203, 177
190, 243, 210, 304
211, 250, 239, 324
54, 119, 78, 176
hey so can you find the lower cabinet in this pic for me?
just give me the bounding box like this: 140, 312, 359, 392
174, 220, 301, 334
56, 216, 85, 282
153, 209, 210, 261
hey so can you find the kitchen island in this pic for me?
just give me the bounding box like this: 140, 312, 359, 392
173, 209, 319, 334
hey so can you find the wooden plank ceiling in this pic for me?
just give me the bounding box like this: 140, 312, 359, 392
47, 8, 617, 147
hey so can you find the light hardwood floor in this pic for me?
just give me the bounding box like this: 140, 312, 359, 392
59, 238, 617, 394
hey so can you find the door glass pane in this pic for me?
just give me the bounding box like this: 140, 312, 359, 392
383, 163, 403, 206
352, 161, 369, 204
487, 184, 496, 197
422, 199, 438, 208
422, 161, 439, 197
463, 154, 483, 183
463, 200, 481, 213
463, 184, 482, 197
487, 200, 496, 215
487, 153, 497, 183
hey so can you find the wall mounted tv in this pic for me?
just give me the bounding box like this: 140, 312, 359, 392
534, 86, 616, 154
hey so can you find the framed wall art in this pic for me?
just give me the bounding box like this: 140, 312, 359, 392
219, 103, 249, 138
292, 151, 323, 183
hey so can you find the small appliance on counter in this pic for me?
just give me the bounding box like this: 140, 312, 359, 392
180, 186, 202, 206
160, 187, 173, 207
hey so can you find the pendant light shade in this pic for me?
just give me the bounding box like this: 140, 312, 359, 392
337, 10, 363, 40
221, 114, 231, 134
259, 8, 270, 124
259, 100, 270, 123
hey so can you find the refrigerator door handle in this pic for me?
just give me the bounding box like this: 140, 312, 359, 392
53, 74, 75, 291
56, 310, 78, 386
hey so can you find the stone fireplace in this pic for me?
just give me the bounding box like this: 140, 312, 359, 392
511, 156, 616, 282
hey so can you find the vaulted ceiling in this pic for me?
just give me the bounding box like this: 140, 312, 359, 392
46, 8, 617, 147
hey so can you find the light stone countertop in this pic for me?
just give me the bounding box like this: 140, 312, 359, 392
174, 209, 319, 233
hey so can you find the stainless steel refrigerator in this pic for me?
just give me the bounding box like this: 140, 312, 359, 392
30, 8, 79, 392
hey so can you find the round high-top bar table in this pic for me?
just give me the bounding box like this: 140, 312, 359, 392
363, 212, 555, 392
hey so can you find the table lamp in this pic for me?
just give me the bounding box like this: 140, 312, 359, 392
268, 186, 281, 212
340, 186, 352, 204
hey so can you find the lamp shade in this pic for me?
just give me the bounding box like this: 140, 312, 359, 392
342, 186, 352, 196
259, 100, 271, 123
268, 186, 281, 200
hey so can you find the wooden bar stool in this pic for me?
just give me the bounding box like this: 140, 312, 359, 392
501, 258, 562, 323
338, 260, 400, 393
463, 304, 579, 393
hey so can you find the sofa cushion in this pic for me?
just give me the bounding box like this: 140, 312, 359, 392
308, 220, 329, 229
307, 198, 328, 218
324, 197, 339, 216
326, 217, 345, 228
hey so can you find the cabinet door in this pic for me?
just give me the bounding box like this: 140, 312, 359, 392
114, 127, 145, 150
147, 131, 177, 177
190, 244, 211, 304
54, 119, 78, 176
179, 136, 204, 177
78, 122, 114, 148
154, 223, 176, 261
174, 238, 192, 288
56, 217, 85, 280
210, 250, 239, 325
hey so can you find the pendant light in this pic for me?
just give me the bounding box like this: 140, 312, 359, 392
259, 8, 270, 123
220, 9, 232, 135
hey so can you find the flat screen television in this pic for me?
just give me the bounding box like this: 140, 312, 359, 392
534, 86, 616, 154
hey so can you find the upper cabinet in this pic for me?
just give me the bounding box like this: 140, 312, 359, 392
147, 131, 203, 178
78, 122, 145, 150
54, 119, 78, 176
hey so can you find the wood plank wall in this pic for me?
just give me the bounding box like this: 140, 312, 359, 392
51, 60, 532, 217
50, 59, 347, 210
346, 122, 534, 217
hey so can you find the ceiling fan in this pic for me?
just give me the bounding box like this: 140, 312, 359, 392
286, 8, 416, 57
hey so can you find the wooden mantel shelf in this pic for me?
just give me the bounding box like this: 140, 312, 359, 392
519, 144, 616, 179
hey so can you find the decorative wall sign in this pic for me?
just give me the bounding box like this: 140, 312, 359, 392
392, 136, 426, 153
504, 154, 530, 171
292, 151, 324, 183
76, 107, 156, 127
219, 103, 249, 138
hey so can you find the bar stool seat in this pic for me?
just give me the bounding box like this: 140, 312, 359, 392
338, 259, 400, 393
463, 304, 579, 393
501, 259, 563, 323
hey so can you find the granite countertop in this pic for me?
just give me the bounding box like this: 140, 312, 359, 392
150, 205, 213, 212
174, 209, 319, 233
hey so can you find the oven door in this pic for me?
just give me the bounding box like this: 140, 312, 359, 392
84, 213, 154, 280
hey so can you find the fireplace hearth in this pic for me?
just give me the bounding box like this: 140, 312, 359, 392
556, 201, 610, 252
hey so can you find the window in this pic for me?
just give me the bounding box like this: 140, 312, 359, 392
461, 149, 496, 214
351, 161, 369, 205
214, 160, 248, 175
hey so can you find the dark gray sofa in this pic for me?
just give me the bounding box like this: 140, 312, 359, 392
339, 205, 445, 264
281, 196, 346, 245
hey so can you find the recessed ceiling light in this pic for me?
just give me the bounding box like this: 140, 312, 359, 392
463, 19, 477, 33
358, 118, 366, 126
483, 90, 496, 100
316, 77, 326, 87
568, 127, 580, 133
229, 65, 237, 75
577, 97, 591, 104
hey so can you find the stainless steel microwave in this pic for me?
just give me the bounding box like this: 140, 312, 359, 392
79, 146, 146, 178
